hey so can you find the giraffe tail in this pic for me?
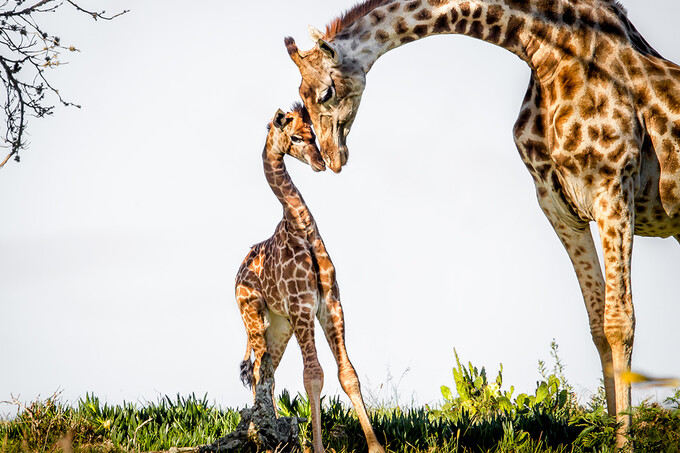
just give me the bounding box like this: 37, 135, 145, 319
239, 342, 254, 389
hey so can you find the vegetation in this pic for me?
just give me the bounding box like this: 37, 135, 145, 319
2, 345, 678, 452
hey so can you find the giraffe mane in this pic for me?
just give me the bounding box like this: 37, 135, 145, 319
606, 0, 663, 59
611, 0, 627, 16
324, 0, 394, 40
290, 101, 311, 123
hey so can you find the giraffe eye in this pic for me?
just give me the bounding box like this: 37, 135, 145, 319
318, 85, 335, 104
291, 135, 303, 143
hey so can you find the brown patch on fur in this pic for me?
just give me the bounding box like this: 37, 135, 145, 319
324, 0, 393, 39
413, 24, 429, 37
607, 143, 627, 162
395, 17, 409, 34
654, 80, 680, 114
472, 5, 482, 19
563, 122, 583, 152
487, 24, 502, 43
375, 29, 390, 43
370, 9, 386, 25
454, 18, 468, 34
574, 146, 596, 170
406, 0, 422, 12
579, 89, 607, 120
660, 179, 679, 204
514, 109, 531, 133
414, 9, 432, 21
660, 139, 680, 173
428, 0, 449, 5
554, 105, 574, 138
502, 15, 525, 49
562, 4, 577, 26
531, 20, 551, 42
648, 105, 669, 135
448, 8, 458, 24
556, 65, 584, 101
505, 0, 531, 14
600, 124, 620, 148
593, 39, 613, 66
533, 112, 545, 136
469, 20, 484, 39
433, 14, 451, 33
486, 4, 503, 25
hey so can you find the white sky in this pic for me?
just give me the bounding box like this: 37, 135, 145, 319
1, 1, 679, 416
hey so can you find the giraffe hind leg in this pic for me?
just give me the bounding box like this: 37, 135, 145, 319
289, 296, 326, 453
240, 342, 254, 388
235, 283, 269, 390
318, 295, 385, 453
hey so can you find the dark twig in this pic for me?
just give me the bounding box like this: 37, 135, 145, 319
0, 1, 128, 168
65, 0, 129, 20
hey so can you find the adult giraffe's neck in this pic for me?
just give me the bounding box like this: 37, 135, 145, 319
327, 0, 605, 77
262, 143, 314, 233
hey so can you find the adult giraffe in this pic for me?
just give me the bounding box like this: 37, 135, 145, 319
284, 0, 680, 441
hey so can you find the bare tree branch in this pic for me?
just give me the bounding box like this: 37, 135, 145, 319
0, 1, 128, 168
65, 0, 128, 21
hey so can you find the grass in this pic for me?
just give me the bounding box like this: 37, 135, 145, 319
2, 347, 678, 452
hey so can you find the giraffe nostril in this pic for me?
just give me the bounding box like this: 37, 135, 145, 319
339, 145, 349, 166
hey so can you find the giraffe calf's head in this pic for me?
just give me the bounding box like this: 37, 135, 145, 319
285, 36, 366, 173
270, 103, 326, 172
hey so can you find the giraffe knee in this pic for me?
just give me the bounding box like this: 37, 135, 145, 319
589, 325, 609, 348
603, 314, 635, 347
303, 362, 324, 391
339, 366, 361, 394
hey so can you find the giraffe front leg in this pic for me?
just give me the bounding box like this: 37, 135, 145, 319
290, 301, 325, 453
535, 194, 616, 415
318, 295, 385, 453
594, 193, 636, 445
264, 312, 294, 414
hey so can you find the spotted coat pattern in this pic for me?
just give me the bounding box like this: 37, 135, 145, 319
235, 107, 384, 453
285, 0, 680, 441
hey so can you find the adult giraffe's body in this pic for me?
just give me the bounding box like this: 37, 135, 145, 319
284, 0, 680, 440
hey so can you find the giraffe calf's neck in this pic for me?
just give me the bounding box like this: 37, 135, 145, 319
234, 107, 385, 453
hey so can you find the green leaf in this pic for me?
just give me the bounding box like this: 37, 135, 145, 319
535, 382, 549, 404
440, 385, 453, 402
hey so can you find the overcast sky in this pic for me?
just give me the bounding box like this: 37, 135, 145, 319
1, 1, 679, 416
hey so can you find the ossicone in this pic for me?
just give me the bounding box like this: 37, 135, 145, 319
284, 36, 301, 65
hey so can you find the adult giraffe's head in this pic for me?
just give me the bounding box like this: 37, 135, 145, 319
284, 32, 366, 173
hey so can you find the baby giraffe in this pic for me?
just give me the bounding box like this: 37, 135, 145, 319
235, 104, 385, 453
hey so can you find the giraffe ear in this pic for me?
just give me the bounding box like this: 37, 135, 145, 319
273, 109, 290, 130
308, 25, 324, 42
317, 39, 342, 66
